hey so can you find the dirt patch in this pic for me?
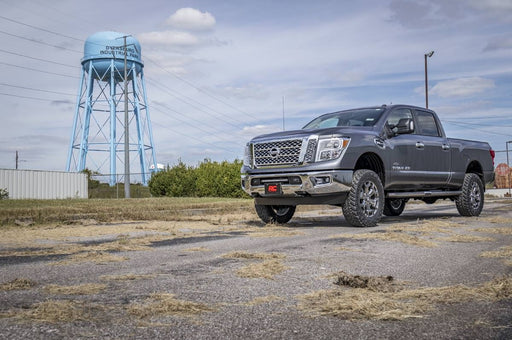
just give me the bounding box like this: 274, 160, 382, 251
334, 271, 397, 292
0, 278, 37, 291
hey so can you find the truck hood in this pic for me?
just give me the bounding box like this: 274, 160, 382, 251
250, 126, 375, 142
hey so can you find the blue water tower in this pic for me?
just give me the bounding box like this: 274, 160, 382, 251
66, 31, 157, 185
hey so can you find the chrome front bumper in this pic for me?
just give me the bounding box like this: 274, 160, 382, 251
241, 170, 353, 197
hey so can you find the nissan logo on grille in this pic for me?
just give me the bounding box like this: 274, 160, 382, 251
269, 147, 280, 158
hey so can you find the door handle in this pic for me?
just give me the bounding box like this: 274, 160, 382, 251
415, 142, 425, 149
442, 144, 450, 151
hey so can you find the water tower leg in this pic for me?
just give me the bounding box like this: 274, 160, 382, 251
78, 63, 95, 171
140, 70, 158, 173
66, 68, 85, 172
109, 60, 117, 186
131, 68, 148, 184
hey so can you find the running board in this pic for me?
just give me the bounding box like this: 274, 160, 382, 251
387, 190, 462, 198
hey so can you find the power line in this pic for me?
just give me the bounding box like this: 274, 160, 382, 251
145, 55, 256, 120
151, 101, 237, 143
0, 14, 83, 42
0, 83, 75, 96
443, 120, 512, 137
0, 61, 80, 79
146, 78, 244, 130
0, 29, 82, 53
0, 48, 78, 68
0, 91, 71, 102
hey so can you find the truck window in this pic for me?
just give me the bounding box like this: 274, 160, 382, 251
386, 108, 413, 127
415, 111, 440, 137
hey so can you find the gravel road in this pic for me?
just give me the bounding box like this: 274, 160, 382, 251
1, 199, 511, 339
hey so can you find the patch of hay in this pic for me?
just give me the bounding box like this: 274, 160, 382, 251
15, 300, 104, 323
334, 231, 437, 248
56, 251, 128, 265
0, 278, 37, 291
473, 227, 512, 235
435, 234, 495, 243
100, 274, 156, 281
128, 293, 213, 319
246, 225, 305, 238
245, 295, 284, 306
481, 246, 512, 259
481, 246, 512, 266
44, 283, 107, 295
298, 274, 512, 321
222, 251, 285, 260
479, 217, 512, 225
236, 259, 288, 279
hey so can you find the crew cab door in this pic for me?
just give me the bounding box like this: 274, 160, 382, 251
411, 109, 451, 186
384, 108, 451, 189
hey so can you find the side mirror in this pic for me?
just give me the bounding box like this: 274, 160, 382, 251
395, 118, 414, 135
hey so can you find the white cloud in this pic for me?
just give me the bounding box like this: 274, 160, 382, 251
166, 8, 216, 31
429, 77, 495, 98
137, 30, 199, 46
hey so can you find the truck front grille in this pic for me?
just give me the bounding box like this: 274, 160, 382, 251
253, 139, 303, 167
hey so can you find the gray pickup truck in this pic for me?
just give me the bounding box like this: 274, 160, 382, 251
241, 104, 495, 227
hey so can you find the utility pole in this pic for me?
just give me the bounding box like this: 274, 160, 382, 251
123, 35, 131, 199
424, 51, 434, 109
282, 96, 285, 131
16, 151, 18, 170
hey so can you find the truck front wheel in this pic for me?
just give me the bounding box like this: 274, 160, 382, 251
342, 169, 384, 227
255, 204, 296, 224
456, 173, 484, 216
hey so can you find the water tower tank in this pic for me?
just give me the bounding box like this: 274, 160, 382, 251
82, 31, 143, 80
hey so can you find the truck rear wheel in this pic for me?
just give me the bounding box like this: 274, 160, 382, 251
456, 173, 484, 216
383, 198, 406, 216
255, 204, 296, 224
342, 169, 384, 227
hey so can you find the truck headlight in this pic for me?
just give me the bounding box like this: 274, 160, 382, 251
243, 143, 253, 167
316, 137, 350, 162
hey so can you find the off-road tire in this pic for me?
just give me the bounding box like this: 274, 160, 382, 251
342, 169, 384, 227
383, 198, 406, 216
255, 204, 296, 224
456, 173, 484, 216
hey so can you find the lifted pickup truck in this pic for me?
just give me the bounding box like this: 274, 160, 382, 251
241, 104, 495, 227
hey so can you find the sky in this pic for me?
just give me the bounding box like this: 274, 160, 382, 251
1, 0, 511, 181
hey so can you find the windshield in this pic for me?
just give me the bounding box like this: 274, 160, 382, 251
302, 108, 385, 129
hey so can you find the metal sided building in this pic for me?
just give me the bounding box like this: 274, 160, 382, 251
0, 169, 88, 199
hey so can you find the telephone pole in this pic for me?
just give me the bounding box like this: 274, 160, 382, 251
122, 35, 130, 198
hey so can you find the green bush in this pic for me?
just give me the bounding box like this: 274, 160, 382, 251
0, 188, 8, 200
149, 159, 247, 198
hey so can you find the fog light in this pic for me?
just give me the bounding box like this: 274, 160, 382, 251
311, 176, 331, 186
289, 176, 302, 184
